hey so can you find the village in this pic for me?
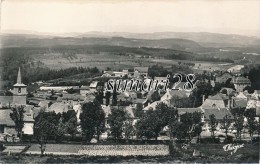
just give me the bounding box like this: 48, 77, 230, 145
0, 64, 259, 158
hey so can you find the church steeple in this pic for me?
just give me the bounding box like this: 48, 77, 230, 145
13, 67, 27, 105
13, 67, 27, 88
17, 67, 22, 84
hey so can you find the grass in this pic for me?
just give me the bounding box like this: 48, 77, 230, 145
1, 143, 258, 163
32, 52, 232, 77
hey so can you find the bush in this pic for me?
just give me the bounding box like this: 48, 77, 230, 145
200, 137, 220, 144
0, 143, 5, 151
252, 137, 259, 144
224, 136, 234, 143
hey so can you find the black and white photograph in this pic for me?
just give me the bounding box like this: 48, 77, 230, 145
0, 0, 259, 163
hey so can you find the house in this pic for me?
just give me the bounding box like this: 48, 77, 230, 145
132, 98, 146, 108
22, 114, 34, 135
48, 102, 72, 114
39, 86, 79, 92
60, 94, 84, 106
232, 76, 251, 92
246, 99, 260, 111
102, 71, 113, 77
251, 90, 260, 100
214, 72, 233, 84
0, 96, 13, 108
160, 89, 190, 103
38, 100, 50, 110
84, 94, 96, 103
220, 87, 236, 97
134, 67, 148, 78
202, 108, 234, 131
0, 108, 34, 136
0, 109, 16, 135
233, 98, 247, 109
89, 81, 104, 93
33, 91, 52, 99
117, 92, 130, 102
143, 101, 161, 111
27, 98, 41, 106
201, 93, 229, 109
89, 81, 98, 92
235, 91, 249, 99
102, 70, 129, 78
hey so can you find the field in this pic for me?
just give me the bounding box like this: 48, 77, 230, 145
33, 52, 232, 73
34, 53, 152, 71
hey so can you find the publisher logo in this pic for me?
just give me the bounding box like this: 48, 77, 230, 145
223, 144, 244, 155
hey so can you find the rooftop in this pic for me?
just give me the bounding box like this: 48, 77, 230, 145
134, 67, 149, 72
233, 76, 251, 84
0, 109, 15, 126
203, 108, 233, 120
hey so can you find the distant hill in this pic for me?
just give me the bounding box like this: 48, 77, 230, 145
1, 31, 259, 50
77, 32, 260, 48
1, 34, 202, 51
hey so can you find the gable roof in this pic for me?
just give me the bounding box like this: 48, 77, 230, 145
84, 94, 96, 102
203, 108, 233, 120
208, 93, 228, 100
233, 99, 247, 108
233, 76, 251, 84
235, 92, 248, 99
0, 109, 15, 126
23, 114, 34, 122
0, 96, 13, 106
168, 89, 189, 98
48, 102, 71, 114
143, 101, 161, 111
201, 94, 228, 108
124, 106, 135, 118
62, 94, 84, 101
89, 81, 98, 88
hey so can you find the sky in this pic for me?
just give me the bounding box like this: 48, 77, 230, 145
1, 0, 260, 36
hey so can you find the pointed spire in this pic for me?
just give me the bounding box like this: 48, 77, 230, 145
17, 67, 22, 84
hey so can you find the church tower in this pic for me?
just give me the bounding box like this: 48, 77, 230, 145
13, 67, 27, 105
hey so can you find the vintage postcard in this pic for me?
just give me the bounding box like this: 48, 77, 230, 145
0, 0, 259, 163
